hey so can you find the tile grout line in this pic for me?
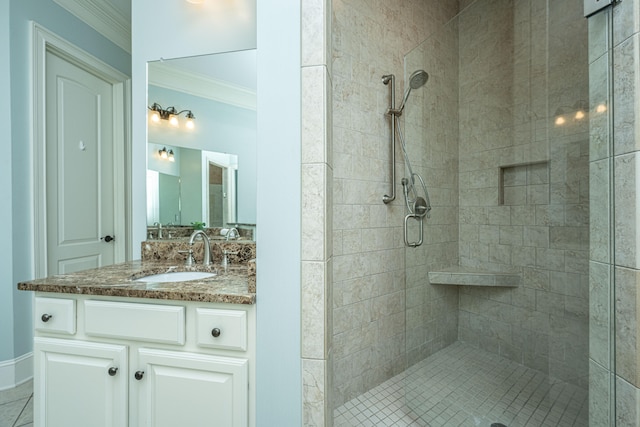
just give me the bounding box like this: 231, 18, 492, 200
12, 394, 33, 427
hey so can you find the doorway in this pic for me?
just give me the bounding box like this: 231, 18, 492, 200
32, 24, 130, 277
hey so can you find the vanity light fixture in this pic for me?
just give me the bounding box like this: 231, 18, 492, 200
158, 147, 175, 162
148, 103, 196, 129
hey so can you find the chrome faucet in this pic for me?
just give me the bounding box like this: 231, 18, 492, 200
153, 222, 163, 239
225, 227, 239, 241
188, 230, 212, 265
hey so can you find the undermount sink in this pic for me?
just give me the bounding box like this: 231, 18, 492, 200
134, 271, 216, 283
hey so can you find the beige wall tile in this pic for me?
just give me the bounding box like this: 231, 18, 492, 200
613, 0, 640, 48
302, 66, 331, 164
302, 0, 330, 68
589, 54, 610, 161
590, 261, 611, 368
302, 358, 330, 427
302, 261, 330, 359
302, 163, 327, 261
590, 159, 611, 262
589, 359, 612, 427
616, 376, 640, 427
616, 266, 640, 387
613, 34, 640, 155
615, 153, 640, 268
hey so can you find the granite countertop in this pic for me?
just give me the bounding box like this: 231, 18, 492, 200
17, 260, 255, 305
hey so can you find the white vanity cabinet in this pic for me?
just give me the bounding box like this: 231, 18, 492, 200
33, 294, 255, 427
134, 348, 247, 427
34, 337, 128, 427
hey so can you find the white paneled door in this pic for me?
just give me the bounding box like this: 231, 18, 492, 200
45, 51, 116, 274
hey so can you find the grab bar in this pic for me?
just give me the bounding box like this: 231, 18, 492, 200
382, 74, 396, 204
404, 213, 423, 247
403, 195, 429, 247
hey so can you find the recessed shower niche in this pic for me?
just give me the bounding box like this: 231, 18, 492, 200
498, 161, 550, 206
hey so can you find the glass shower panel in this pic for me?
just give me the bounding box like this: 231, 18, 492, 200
402, 9, 460, 372
401, 0, 610, 424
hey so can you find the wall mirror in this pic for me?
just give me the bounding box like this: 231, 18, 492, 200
146, 49, 257, 229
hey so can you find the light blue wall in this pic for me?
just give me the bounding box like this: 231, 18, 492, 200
4, 0, 130, 364
148, 85, 257, 224
255, 0, 302, 424
0, 0, 15, 363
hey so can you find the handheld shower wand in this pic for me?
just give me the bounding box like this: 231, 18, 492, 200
386, 70, 429, 116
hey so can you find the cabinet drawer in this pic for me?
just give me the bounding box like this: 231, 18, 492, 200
35, 297, 76, 335
196, 308, 247, 351
85, 300, 185, 345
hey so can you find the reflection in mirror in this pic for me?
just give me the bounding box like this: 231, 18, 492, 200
146, 146, 238, 227
147, 50, 256, 229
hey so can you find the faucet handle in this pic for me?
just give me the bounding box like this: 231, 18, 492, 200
221, 250, 239, 268
178, 249, 195, 266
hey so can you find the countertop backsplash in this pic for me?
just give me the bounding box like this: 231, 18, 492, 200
146, 225, 254, 241
141, 239, 255, 265
142, 239, 256, 294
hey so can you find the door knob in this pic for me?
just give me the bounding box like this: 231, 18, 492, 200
211, 328, 221, 338
101, 235, 115, 242
108, 367, 118, 376
41, 314, 52, 322
134, 371, 144, 380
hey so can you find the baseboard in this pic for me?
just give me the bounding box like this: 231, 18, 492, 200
0, 352, 33, 391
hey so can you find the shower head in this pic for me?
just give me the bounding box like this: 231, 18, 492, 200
398, 69, 429, 112
409, 69, 429, 89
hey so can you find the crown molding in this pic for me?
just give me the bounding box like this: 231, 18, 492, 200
149, 62, 256, 111
53, 0, 131, 53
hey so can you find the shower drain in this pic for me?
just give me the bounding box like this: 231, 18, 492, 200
490, 424, 507, 427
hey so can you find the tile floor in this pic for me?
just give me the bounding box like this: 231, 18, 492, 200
0, 380, 33, 427
1, 343, 590, 427
334, 342, 589, 427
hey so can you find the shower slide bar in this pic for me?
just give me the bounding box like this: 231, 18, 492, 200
382, 71, 432, 247
382, 73, 397, 204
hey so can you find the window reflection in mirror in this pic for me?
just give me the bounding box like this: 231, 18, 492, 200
146, 49, 256, 229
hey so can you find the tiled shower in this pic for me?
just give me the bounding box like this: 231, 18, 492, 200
324, 0, 626, 424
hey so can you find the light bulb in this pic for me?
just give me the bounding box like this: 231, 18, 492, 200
150, 110, 160, 123
575, 110, 585, 120
168, 150, 175, 162
159, 148, 168, 159
186, 118, 195, 130
555, 116, 565, 126
169, 115, 179, 127
596, 104, 607, 113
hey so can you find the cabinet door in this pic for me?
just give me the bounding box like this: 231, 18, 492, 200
34, 337, 128, 427
135, 348, 248, 427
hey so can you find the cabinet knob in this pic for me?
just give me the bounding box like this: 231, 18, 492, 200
41, 313, 52, 322
211, 328, 221, 338
108, 367, 118, 376
134, 371, 144, 380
